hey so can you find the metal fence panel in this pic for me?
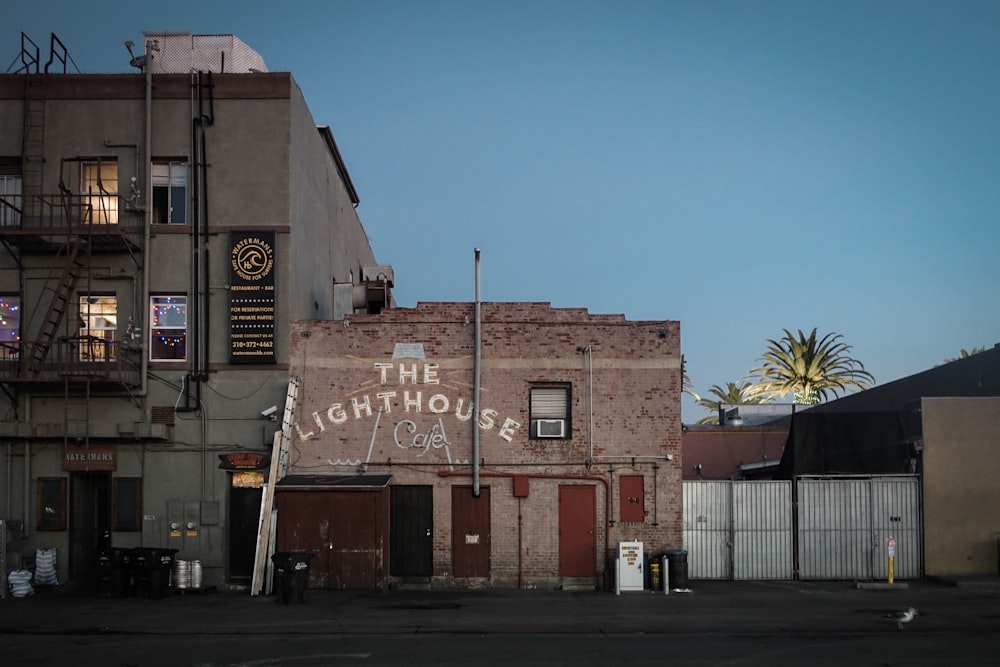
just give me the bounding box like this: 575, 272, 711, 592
683, 481, 732, 580
798, 478, 873, 580
870, 477, 922, 579
733, 481, 793, 580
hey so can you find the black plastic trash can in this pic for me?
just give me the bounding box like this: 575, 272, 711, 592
131, 547, 178, 598
272, 552, 313, 604
663, 549, 689, 590
97, 547, 120, 598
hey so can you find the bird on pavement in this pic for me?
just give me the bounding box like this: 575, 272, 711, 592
884, 607, 918, 629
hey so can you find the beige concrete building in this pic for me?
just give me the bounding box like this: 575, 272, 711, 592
0, 32, 391, 590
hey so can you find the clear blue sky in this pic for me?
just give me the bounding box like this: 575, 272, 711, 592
7, 1, 999, 421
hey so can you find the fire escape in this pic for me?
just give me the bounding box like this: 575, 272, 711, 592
0, 33, 143, 394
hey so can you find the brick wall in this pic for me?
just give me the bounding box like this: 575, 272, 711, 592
287, 302, 682, 589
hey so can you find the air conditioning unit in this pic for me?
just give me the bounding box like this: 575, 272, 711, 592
532, 419, 566, 438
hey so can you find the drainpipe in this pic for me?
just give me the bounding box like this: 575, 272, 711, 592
472, 248, 481, 497
139, 39, 154, 398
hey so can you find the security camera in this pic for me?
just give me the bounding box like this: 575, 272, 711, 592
261, 405, 278, 419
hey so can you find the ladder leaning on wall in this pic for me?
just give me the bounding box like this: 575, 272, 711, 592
250, 376, 301, 596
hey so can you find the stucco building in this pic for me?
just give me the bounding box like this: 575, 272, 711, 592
281, 302, 683, 590
0, 33, 390, 589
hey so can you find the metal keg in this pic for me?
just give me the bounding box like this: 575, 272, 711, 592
172, 559, 191, 589
190, 560, 203, 589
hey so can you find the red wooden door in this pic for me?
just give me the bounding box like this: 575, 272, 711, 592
451, 486, 490, 577
559, 485, 596, 577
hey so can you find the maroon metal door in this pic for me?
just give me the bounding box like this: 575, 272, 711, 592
274, 491, 330, 586
275, 489, 388, 590
559, 485, 596, 577
451, 486, 490, 577
328, 492, 379, 589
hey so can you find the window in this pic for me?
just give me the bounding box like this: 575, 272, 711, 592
152, 161, 188, 224
79, 295, 117, 361
0, 173, 21, 227
81, 160, 118, 224
37, 478, 67, 531
112, 478, 142, 531
529, 384, 571, 439
0, 295, 19, 360
150, 295, 187, 361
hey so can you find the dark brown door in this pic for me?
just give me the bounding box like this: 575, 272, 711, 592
328, 492, 379, 589
451, 486, 490, 577
275, 491, 330, 587
228, 485, 262, 583
559, 485, 596, 577
70, 472, 111, 582
275, 489, 388, 590
390, 485, 433, 577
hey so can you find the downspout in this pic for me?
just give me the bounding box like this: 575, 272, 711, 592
472, 248, 481, 497
139, 39, 154, 398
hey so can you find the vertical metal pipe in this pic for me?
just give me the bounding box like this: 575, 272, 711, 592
473, 248, 481, 497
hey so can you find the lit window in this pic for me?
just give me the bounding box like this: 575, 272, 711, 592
529, 384, 571, 439
82, 161, 119, 224
0, 295, 19, 361
152, 162, 187, 224
79, 295, 117, 361
150, 296, 187, 361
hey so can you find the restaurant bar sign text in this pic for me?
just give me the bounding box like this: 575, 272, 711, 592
229, 231, 276, 363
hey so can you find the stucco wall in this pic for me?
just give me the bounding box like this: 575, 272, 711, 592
922, 396, 1000, 576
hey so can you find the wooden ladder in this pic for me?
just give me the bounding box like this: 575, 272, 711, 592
250, 376, 301, 596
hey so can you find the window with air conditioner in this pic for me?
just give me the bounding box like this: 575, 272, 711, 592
529, 384, 570, 440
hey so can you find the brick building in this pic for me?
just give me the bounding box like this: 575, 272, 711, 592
280, 302, 682, 590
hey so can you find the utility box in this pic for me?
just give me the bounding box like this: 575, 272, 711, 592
618, 541, 644, 592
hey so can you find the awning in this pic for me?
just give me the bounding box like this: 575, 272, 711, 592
275, 473, 392, 489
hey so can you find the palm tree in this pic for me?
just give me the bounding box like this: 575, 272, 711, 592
944, 346, 987, 363
745, 328, 875, 405
695, 381, 764, 424
682, 355, 700, 402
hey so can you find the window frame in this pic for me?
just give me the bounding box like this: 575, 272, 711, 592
528, 383, 572, 440
151, 160, 188, 224
81, 160, 119, 225
78, 294, 118, 361
112, 477, 143, 532
0, 293, 20, 361
0, 172, 21, 227
149, 295, 187, 362
37, 477, 67, 531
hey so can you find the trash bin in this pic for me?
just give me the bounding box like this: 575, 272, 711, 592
131, 547, 178, 599
664, 549, 688, 590
271, 552, 313, 604
95, 547, 120, 597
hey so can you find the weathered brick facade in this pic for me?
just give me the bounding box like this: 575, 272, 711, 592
285, 302, 682, 589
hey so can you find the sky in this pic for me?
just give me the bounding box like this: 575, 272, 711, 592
7, 0, 999, 421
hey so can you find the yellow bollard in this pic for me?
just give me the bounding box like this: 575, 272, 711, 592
887, 535, 896, 585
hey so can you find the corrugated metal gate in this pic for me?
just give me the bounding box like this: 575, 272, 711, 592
683, 476, 921, 581
797, 476, 921, 580
683, 480, 793, 580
